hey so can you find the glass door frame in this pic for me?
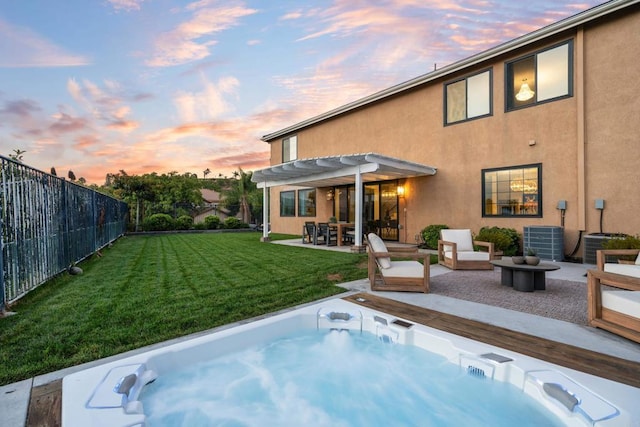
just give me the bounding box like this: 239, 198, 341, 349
332, 180, 400, 241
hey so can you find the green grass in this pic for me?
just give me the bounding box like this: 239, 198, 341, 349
0, 232, 368, 386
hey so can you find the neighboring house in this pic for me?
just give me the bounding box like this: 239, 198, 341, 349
193, 189, 235, 223
253, 0, 640, 260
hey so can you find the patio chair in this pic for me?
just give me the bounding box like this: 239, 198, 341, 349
317, 222, 338, 246
302, 221, 317, 244
366, 233, 430, 293
342, 225, 356, 245
437, 229, 494, 270
586, 249, 640, 343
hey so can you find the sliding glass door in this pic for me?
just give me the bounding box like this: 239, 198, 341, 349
333, 180, 399, 241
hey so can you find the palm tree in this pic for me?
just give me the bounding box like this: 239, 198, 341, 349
218, 168, 261, 224
203, 168, 210, 179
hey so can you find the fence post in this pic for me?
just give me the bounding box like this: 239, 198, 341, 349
0, 216, 5, 313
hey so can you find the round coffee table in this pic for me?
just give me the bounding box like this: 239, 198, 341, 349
490, 259, 561, 292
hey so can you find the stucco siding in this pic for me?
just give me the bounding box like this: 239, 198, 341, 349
264, 4, 640, 256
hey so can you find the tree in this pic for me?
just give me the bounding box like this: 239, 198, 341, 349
104, 170, 204, 231
203, 168, 210, 179
216, 168, 261, 225
68, 170, 76, 181
8, 149, 26, 162
50, 167, 57, 176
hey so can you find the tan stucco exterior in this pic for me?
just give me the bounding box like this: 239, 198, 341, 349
260, 3, 640, 258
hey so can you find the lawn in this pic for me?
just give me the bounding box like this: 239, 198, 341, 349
0, 232, 368, 386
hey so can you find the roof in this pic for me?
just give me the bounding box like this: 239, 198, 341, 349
251, 153, 437, 188
261, 0, 637, 142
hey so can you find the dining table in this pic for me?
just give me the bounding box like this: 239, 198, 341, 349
328, 222, 355, 246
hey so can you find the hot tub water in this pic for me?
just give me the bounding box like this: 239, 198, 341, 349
139, 330, 564, 426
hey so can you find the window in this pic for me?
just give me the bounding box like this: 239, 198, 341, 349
282, 135, 297, 162
445, 69, 492, 125
298, 189, 316, 217
482, 164, 542, 217
280, 191, 295, 217
506, 41, 572, 110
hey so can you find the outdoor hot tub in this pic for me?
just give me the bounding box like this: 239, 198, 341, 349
62, 298, 640, 426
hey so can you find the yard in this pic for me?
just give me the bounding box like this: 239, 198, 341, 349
0, 232, 368, 386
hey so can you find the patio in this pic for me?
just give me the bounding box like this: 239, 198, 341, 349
275, 238, 640, 363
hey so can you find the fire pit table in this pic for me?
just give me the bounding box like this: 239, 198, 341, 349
490, 259, 561, 292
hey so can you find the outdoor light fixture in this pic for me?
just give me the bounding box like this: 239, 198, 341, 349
326, 188, 334, 201
397, 185, 405, 198
516, 79, 535, 101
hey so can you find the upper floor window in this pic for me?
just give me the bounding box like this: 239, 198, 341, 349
482, 164, 542, 217
282, 135, 297, 162
444, 69, 492, 125
298, 189, 316, 217
506, 41, 573, 111
280, 191, 295, 217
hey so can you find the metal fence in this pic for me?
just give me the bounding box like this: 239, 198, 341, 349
1, 156, 128, 310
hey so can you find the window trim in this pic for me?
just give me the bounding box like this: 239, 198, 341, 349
279, 190, 295, 217
482, 163, 543, 218
505, 40, 573, 112
444, 68, 493, 126
297, 188, 316, 217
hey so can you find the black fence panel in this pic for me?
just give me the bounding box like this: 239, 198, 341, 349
0, 156, 128, 309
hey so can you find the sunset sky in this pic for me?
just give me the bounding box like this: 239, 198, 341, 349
0, 0, 605, 184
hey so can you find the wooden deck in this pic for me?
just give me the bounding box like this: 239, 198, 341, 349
26, 293, 640, 426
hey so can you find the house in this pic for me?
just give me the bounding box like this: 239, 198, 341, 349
193, 189, 235, 224
252, 0, 640, 259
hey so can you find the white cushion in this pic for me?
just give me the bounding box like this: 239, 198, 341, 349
368, 233, 391, 269
602, 290, 640, 319
443, 251, 490, 261
456, 251, 490, 261
635, 252, 640, 265
603, 263, 640, 279
379, 260, 424, 278
441, 229, 474, 252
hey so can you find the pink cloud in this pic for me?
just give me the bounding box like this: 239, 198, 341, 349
0, 18, 90, 67
146, 2, 258, 67
49, 113, 90, 135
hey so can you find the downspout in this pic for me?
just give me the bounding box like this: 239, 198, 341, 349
576, 27, 587, 232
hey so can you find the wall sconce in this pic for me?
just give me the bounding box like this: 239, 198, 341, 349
516, 78, 535, 101
397, 185, 405, 198
326, 188, 334, 201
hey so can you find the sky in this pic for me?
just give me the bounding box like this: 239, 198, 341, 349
0, 0, 606, 185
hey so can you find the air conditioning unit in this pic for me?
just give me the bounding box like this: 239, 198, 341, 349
583, 233, 616, 265
523, 226, 564, 261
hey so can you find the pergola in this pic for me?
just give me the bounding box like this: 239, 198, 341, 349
252, 153, 437, 248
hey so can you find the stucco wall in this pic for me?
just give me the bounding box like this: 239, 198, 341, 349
583, 9, 640, 237
266, 6, 640, 256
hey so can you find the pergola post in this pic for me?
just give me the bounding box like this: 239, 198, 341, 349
352, 168, 365, 253
260, 185, 270, 242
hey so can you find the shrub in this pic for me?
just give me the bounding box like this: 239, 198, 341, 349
175, 215, 193, 230
143, 213, 175, 231
420, 224, 449, 249
193, 222, 207, 230
602, 234, 640, 250
204, 215, 221, 230
222, 217, 248, 229
476, 226, 521, 256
